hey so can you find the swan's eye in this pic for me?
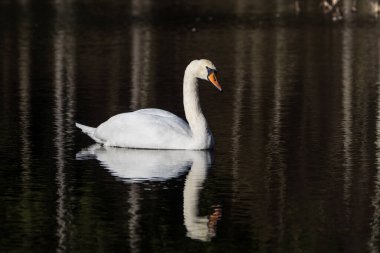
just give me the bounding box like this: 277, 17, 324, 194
206, 66, 211, 75
206, 66, 216, 76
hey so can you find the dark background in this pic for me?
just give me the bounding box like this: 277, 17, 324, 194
1, 1, 380, 252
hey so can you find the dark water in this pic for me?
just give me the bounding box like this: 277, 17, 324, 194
1, 1, 380, 252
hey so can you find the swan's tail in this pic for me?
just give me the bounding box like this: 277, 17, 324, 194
75, 123, 104, 143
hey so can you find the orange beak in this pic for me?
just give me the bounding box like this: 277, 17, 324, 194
208, 72, 223, 92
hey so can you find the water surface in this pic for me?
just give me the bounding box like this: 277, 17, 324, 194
1, 2, 380, 252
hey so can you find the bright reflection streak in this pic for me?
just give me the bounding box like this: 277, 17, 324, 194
341, 26, 353, 221
54, 29, 67, 253
18, 5, 33, 239
53, 4, 76, 252
231, 16, 246, 201
369, 26, 380, 253
18, 10, 31, 185
268, 27, 287, 247
128, 184, 140, 253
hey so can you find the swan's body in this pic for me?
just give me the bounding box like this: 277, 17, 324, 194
77, 109, 195, 149
76, 59, 222, 150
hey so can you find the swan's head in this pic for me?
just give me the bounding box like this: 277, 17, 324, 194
188, 59, 222, 92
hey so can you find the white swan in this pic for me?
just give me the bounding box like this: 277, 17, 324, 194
76, 59, 222, 150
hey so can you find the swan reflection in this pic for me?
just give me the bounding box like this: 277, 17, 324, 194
77, 145, 221, 241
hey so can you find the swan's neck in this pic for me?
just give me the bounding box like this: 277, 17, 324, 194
183, 72, 208, 139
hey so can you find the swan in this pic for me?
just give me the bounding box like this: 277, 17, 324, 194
76, 59, 222, 150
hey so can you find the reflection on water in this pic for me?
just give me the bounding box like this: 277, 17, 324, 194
53, 3, 76, 252
18, 6, 31, 188
182, 151, 219, 242
266, 26, 288, 248
371, 85, 380, 252
1, 1, 380, 252
231, 20, 245, 199
77, 146, 218, 242
18, 5, 31, 189
341, 25, 353, 223
369, 28, 380, 253
18, 4, 33, 246
77, 145, 192, 181
128, 183, 140, 253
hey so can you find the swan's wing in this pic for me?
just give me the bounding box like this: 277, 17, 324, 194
94, 109, 191, 149
135, 108, 179, 118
